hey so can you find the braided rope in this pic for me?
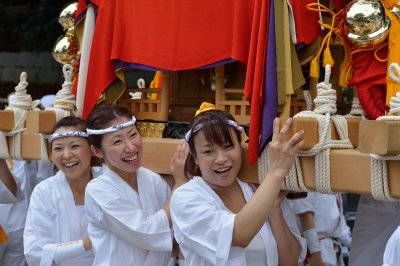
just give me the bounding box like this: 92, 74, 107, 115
345, 97, 366, 120
36, 64, 79, 162
259, 65, 352, 193
0, 72, 40, 159
370, 154, 400, 201
293, 65, 353, 194
368, 65, 400, 200
46, 64, 78, 122
388, 63, 400, 85
39, 133, 51, 163
303, 90, 312, 111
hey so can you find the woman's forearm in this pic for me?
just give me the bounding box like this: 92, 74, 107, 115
233, 172, 283, 247
268, 209, 300, 265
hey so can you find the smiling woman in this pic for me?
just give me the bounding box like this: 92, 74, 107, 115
84, 104, 188, 266
24, 116, 99, 266
170, 103, 307, 266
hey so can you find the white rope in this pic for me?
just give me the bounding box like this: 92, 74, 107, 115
39, 133, 51, 163
294, 65, 353, 194
368, 64, 400, 200
370, 154, 400, 201
38, 64, 78, 162
303, 90, 313, 111
0, 72, 40, 160
46, 64, 78, 122
388, 63, 400, 85
259, 65, 353, 194
345, 96, 366, 120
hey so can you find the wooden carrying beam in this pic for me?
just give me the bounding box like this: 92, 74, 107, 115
26, 111, 57, 133
0, 110, 16, 131
7, 133, 51, 160
287, 117, 360, 149
301, 149, 400, 197
141, 138, 400, 197
358, 120, 400, 155
142, 138, 258, 183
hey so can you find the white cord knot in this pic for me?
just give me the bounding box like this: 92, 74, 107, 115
388, 95, 400, 116
388, 63, 400, 84
46, 64, 78, 121
313, 66, 337, 115
8, 72, 36, 111
0, 72, 38, 159
345, 96, 366, 119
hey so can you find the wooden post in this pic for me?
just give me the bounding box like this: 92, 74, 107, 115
160, 72, 170, 121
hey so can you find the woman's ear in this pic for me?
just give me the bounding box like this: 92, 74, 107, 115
91, 145, 103, 159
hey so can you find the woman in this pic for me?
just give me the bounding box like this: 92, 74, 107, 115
85, 104, 187, 266
24, 117, 99, 266
288, 192, 352, 266
170, 103, 306, 265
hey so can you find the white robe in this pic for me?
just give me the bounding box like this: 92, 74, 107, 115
24, 168, 101, 266
350, 195, 400, 266
0, 160, 31, 266
85, 165, 172, 266
383, 226, 400, 266
170, 177, 306, 266
0, 160, 31, 233
288, 192, 351, 266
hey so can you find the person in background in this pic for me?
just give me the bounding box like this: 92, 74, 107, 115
85, 104, 188, 266
288, 192, 352, 266
349, 196, 400, 266
24, 116, 100, 266
170, 103, 306, 265
39, 94, 56, 110
0, 159, 33, 266
0, 158, 24, 247
382, 224, 400, 266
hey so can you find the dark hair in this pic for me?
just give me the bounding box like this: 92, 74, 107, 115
185, 110, 242, 177
86, 104, 132, 149
52, 116, 86, 133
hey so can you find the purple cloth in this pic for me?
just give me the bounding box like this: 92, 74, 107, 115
259, 0, 277, 154
115, 58, 236, 72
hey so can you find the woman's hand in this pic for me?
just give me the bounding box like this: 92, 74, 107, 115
170, 140, 190, 187
269, 118, 304, 178
83, 235, 92, 251
309, 251, 324, 266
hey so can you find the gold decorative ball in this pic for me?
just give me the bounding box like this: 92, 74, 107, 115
344, 0, 390, 47
52, 33, 80, 65
58, 2, 78, 30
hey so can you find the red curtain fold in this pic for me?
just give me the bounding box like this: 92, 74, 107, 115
80, 0, 258, 118
243, 0, 270, 165
77, 0, 270, 165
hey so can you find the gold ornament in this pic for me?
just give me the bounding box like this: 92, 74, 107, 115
52, 29, 80, 65
58, 2, 78, 30
344, 0, 390, 47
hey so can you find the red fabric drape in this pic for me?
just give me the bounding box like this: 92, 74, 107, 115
243, 0, 269, 164
77, 0, 271, 164
290, 0, 321, 46
80, 0, 256, 118
348, 48, 389, 119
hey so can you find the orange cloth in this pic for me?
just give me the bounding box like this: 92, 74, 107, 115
79, 0, 256, 118
0, 225, 8, 244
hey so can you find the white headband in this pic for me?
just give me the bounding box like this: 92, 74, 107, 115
86, 116, 137, 135
184, 119, 243, 143
48, 131, 89, 143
